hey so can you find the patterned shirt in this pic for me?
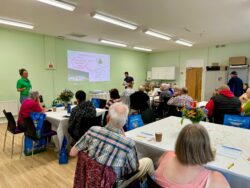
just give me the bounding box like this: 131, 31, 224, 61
69, 101, 96, 129
167, 94, 193, 107
75, 126, 139, 180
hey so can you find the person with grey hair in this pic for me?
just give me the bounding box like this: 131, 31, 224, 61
167, 86, 193, 107
159, 83, 172, 102
17, 91, 47, 131
70, 103, 154, 187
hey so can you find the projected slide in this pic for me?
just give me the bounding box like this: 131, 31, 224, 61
67, 50, 110, 82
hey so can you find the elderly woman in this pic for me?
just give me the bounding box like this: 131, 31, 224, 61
17, 91, 50, 132
159, 83, 172, 102
154, 124, 230, 188
16, 68, 32, 104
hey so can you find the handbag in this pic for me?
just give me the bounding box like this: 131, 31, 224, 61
59, 136, 68, 164
30, 112, 46, 138
125, 114, 144, 131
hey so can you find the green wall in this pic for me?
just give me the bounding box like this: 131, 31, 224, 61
2, 26, 250, 106
0, 27, 148, 106
148, 43, 250, 86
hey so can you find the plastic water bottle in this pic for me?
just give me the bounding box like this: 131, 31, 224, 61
67, 103, 71, 114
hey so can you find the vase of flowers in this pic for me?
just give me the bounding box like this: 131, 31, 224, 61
181, 102, 207, 124
59, 89, 74, 108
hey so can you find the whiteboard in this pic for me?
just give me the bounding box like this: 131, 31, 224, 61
205, 70, 227, 101
151, 66, 176, 80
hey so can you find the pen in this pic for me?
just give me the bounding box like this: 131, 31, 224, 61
141, 132, 154, 136
136, 135, 146, 139
227, 163, 234, 169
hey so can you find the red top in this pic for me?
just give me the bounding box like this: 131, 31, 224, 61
18, 99, 43, 124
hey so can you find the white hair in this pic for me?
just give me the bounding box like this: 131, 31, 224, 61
139, 85, 145, 92
108, 102, 129, 128
161, 83, 170, 90
29, 91, 39, 100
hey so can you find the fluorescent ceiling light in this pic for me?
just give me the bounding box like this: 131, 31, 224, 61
100, 39, 127, 47
133, 46, 152, 52
37, 0, 75, 11
92, 12, 137, 30
0, 18, 34, 29
175, 39, 193, 47
144, 30, 171, 40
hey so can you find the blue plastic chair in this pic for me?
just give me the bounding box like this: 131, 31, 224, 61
223, 114, 250, 129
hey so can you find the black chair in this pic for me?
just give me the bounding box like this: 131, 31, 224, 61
2, 110, 24, 159
68, 115, 103, 141
102, 111, 109, 126
157, 97, 170, 118
21, 117, 57, 166
167, 105, 183, 117
141, 108, 156, 124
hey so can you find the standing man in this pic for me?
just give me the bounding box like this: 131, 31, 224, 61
123, 71, 134, 89
228, 71, 243, 97
17, 68, 32, 104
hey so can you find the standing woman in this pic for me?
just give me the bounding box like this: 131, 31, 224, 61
17, 68, 32, 104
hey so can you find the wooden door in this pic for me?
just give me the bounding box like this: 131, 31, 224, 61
186, 68, 202, 101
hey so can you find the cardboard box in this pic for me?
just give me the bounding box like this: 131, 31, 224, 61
229, 56, 247, 65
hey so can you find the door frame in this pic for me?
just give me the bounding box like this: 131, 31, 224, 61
185, 59, 205, 101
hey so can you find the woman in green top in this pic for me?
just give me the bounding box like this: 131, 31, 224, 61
16, 68, 32, 104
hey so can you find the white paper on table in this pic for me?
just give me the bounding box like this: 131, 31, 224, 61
216, 145, 241, 159
135, 132, 154, 141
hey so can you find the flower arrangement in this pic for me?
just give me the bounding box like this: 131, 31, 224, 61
181, 102, 207, 124
59, 89, 74, 103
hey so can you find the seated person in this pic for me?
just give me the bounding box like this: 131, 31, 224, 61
148, 83, 157, 97
154, 124, 230, 188
121, 82, 135, 106
105, 88, 122, 110
18, 91, 51, 132
68, 90, 96, 141
239, 88, 250, 104
243, 99, 250, 115
130, 85, 150, 112
167, 87, 193, 107
159, 83, 172, 102
205, 84, 241, 124
70, 103, 154, 188
239, 88, 250, 115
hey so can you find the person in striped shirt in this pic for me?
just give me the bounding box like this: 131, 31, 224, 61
105, 88, 122, 110
70, 103, 154, 187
